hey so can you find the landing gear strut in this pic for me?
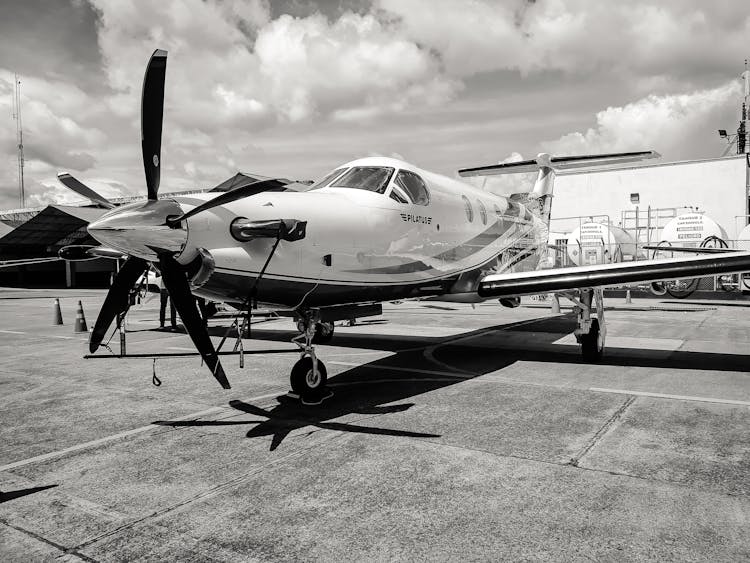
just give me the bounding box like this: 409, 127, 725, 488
570, 288, 606, 361
290, 309, 333, 405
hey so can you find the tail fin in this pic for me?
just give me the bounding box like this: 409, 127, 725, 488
458, 150, 660, 227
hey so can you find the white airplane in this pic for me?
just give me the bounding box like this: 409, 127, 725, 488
58, 50, 750, 403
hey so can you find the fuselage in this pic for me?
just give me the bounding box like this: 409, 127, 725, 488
169, 157, 548, 308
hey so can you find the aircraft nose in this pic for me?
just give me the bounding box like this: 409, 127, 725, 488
88, 199, 187, 261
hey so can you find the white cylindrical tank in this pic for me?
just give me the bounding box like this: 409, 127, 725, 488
737, 223, 750, 252
659, 212, 728, 248
566, 222, 637, 266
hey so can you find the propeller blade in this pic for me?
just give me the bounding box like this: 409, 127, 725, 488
141, 49, 168, 200
168, 178, 290, 225
158, 254, 231, 389
57, 173, 116, 209
90, 257, 148, 353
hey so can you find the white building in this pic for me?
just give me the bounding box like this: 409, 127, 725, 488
550, 154, 750, 245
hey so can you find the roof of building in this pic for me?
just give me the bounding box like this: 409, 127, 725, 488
0, 205, 108, 257
0, 222, 14, 238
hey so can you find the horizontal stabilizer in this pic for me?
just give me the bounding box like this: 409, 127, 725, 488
458, 151, 660, 177
478, 252, 750, 298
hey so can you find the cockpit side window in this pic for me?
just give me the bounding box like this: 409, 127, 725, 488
331, 166, 395, 194
310, 167, 348, 190
395, 170, 430, 205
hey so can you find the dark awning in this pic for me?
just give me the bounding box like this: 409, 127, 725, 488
0, 205, 107, 258
209, 172, 268, 192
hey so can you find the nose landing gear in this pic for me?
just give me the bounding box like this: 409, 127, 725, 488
290, 309, 334, 406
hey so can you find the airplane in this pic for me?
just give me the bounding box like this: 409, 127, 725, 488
55, 49, 750, 404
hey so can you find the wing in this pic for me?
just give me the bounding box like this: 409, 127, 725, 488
478, 252, 750, 298
641, 245, 733, 254
0, 257, 62, 269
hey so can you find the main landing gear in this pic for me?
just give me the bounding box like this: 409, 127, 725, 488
567, 288, 606, 361
289, 310, 334, 406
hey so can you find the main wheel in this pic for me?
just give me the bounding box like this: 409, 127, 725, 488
290, 357, 328, 395
581, 318, 603, 361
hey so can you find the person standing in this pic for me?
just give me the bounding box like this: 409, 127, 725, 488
158, 275, 177, 330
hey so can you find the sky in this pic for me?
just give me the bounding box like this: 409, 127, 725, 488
0, 0, 747, 210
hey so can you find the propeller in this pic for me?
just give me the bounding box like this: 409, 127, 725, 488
159, 254, 230, 389
167, 177, 290, 225
90, 257, 148, 353
82, 48, 231, 388
57, 173, 116, 209
141, 49, 167, 200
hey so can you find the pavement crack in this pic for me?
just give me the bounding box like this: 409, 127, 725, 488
569, 395, 636, 467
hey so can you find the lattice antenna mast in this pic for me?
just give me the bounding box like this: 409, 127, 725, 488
740, 59, 749, 154
11, 73, 25, 207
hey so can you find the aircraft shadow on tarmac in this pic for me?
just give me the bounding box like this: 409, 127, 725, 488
154, 312, 749, 451
0, 484, 58, 504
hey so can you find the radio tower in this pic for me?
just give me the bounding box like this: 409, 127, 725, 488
11, 73, 25, 208
739, 59, 749, 154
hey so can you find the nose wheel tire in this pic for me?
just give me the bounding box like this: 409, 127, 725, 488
580, 318, 603, 361
290, 356, 328, 396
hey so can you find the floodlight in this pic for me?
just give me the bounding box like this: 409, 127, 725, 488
718, 129, 728, 138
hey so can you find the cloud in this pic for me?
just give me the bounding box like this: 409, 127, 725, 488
2, 0, 749, 210
541, 81, 741, 158
376, 0, 750, 84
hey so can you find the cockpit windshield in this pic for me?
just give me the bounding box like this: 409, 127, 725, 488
310, 168, 348, 189
330, 166, 395, 194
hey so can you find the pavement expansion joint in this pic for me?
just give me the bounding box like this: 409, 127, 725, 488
70, 431, 347, 552
0, 518, 99, 563
568, 395, 637, 468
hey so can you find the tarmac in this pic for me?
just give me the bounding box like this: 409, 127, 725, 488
1, 288, 749, 561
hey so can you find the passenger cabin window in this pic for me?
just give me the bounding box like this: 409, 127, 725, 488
477, 199, 487, 225
462, 195, 473, 222
395, 170, 430, 205
310, 167, 348, 189
331, 166, 394, 194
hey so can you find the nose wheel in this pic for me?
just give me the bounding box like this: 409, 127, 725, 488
291, 356, 328, 394
290, 310, 333, 406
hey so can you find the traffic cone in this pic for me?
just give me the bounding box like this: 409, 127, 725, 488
53, 298, 63, 325
74, 300, 88, 333
551, 293, 560, 314
625, 289, 632, 304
